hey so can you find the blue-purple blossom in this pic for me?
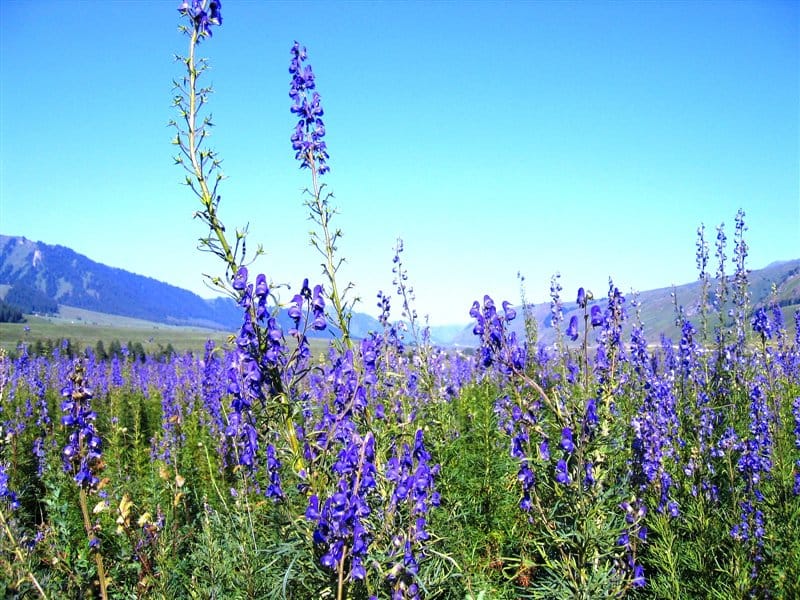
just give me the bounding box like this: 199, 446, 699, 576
550, 273, 563, 327
584, 397, 598, 434
577, 287, 587, 309
200, 340, 227, 459
590, 304, 604, 327
265, 444, 284, 500
178, 0, 222, 39
232, 266, 248, 291
566, 315, 579, 341
222, 267, 293, 473
60, 361, 103, 491
696, 224, 710, 276
0, 463, 19, 510
560, 427, 575, 454
517, 462, 535, 512
632, 564, 646, 587
290, 42, 329, 174
152, 365, 182, 464
555, 458, 571, 485
502, 301, 517, 322
752, 307, 772, 341
732, 209, 749, 350
306, 432, 377, 581
732, 381, 774, 565
583, 462, 595, 487
795, 309, 800, 347
289, 278, 328, 334
470, 296, 503, 351
539, 440, 550, 462
792, 397, 800, 495
384, 430, 440, 597
714, 222, 728, 307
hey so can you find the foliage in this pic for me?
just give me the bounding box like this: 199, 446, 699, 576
0, 300, 26, 324
4, 283, 57, 316
0, 3, 798, 600
0, 284, 799, 597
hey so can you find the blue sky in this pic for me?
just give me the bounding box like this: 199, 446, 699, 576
1, 0, 798, 325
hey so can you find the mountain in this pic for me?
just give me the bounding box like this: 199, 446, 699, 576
2, 235, 797, 347
451, 259, 800, 348
0, 234, 381, 337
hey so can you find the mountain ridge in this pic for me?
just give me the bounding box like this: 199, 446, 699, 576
1, 234, 798, 347
0, 234, 383, 338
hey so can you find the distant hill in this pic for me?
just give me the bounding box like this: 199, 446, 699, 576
451, 259, 800, 348
0, 234, 381, 337
2, 235, 796, 347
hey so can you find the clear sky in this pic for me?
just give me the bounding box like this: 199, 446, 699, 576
1, 0, 798, 326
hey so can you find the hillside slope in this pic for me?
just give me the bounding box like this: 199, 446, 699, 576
2, 235, 796, 346
0, 235, 382, 336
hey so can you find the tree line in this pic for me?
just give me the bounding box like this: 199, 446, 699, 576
9, 338, 179, 361
0, 299, 26, 323
4, 283, 58, 315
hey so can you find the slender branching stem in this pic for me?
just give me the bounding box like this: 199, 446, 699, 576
185, 30, 237, 279
0, 507, 49, 599
78, 488, 109, 600
307, 153, 352, 349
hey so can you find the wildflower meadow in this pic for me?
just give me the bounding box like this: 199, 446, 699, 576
1, 3, 798, 598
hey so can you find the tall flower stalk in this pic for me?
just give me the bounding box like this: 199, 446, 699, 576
60, 360, 109, 600
696, 223, 711, 343
171, 0, 244, 293
290, 41, 355, 349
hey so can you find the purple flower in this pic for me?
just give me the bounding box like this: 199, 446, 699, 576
265, 444, 284, 500
576, 287, 587, 309
516, 463, 535, 511
179, 0, 222, 39
502, 301, 517, 322
550, 273, 563, 328
60, 361, 102, 491
208, 0, 222, 24
566, 315, 579, 341
0, 464, 19, 510
632, 564, 646, 587
469, 294, 510, 368
307, 432, 378, 581
584, 397, 598, 433
751, 306, 775, 341
583, 462, 595, 487
288, 278, 326, 334
384, 430, 440, 590
560, 427, 575, 454
590, 304, 604, 327
539, 440, 550, 462
290, 42, 330, 174
311, 284, 327, 330
232, 266, 248, 291
555, 459, 571, 485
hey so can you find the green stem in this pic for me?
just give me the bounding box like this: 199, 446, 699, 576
307, 152, 352, 349
337, 543, 348, 600
512, 365, 562, 424
202, 442, 229, 511
78, 488, 108, 600
582, 308, 590, 393
185, 32, 237, 277
0, 506, 49, 599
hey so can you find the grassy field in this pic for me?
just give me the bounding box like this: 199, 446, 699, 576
0, 305, 337, 358
0, 306, 232, 355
